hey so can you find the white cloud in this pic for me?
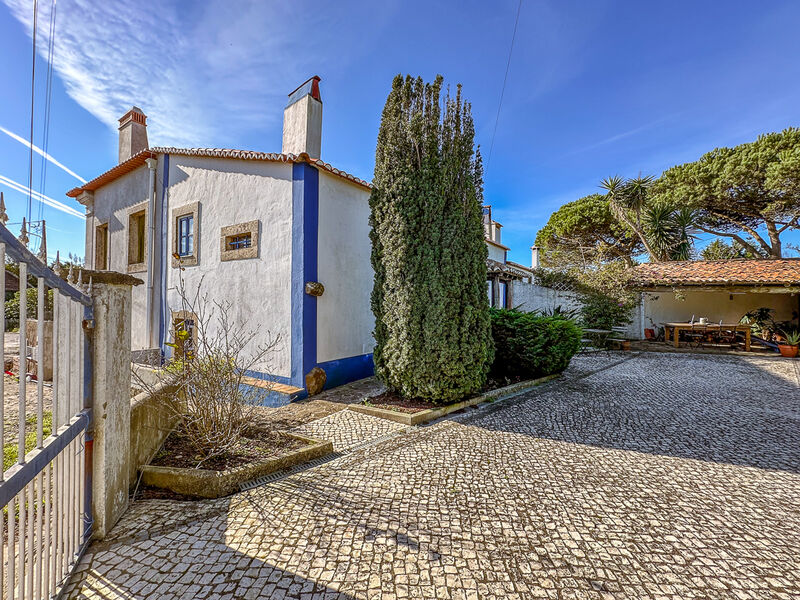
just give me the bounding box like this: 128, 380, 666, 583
2, 0, 345, 148
0, 125, 87, 182
0, 173, 85, 219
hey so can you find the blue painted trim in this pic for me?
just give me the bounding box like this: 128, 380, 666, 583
317, 353, 374, 390
242, 368, 293, 387
302, 165, 319, 382
158, 153, 170, 358
290, 162, 319, 388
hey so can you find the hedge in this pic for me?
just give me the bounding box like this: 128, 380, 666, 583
490, 308, 582, 379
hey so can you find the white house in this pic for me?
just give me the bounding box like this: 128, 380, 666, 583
482, 205, 536, 308
68, 77, 375, 399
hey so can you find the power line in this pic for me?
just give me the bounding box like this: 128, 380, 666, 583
36, 0, 57, 232
27, 0, 39, 225
487, 0, 522, 171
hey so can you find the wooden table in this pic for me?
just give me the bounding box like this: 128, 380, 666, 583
664, 322, 751, 351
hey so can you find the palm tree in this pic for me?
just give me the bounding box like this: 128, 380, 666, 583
601, 174, 662, 261
601, 175, 696, 262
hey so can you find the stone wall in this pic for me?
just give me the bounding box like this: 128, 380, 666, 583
512, 281, 644, 339
129, 377, 181, 488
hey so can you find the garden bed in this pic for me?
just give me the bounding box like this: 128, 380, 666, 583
350, 373, 560, 426
150, 424, 307, 471
140, 428, 332, 498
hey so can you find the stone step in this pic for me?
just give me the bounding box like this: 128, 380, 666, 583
240, 376, 304, 397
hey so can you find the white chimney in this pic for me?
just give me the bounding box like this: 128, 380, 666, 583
531, 245, 540, 269
282, 76, 322, 157
118, 106, 148, 163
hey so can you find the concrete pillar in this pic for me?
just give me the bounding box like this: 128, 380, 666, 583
85, 270, 143, 538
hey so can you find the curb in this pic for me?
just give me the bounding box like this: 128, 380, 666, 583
347, 373, 562, 426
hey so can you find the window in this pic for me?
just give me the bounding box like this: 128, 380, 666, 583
226, 233, 251, 250
220, 220, 259, 261
95, 223, 109, 270
172, 312, 196, 360
127, 207, 147, 272
178, 215, 194, 256
171, 202, 200, 267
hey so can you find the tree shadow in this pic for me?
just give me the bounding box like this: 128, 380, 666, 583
63, 504, 360, 599
462, 352, 800, 474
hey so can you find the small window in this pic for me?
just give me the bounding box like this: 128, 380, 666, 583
226, 233, 251, 251
172, 314, 196, 360
178, 215, 194, 256
220, 220, 259, 261
95, 223, 109, 270
127, 209, 146, 270
171, 202, 200, 267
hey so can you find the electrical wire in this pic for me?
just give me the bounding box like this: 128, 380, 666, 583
487, 0, 522, 171
27, 0, 39, 226
37, 0, 57, 227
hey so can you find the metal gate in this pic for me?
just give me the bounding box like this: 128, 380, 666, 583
0, 222, 93, 599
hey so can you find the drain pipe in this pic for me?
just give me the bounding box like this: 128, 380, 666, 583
145, 157, 158, 349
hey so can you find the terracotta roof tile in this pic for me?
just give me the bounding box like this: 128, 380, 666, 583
67, 148, 371, 198
487, 258, 530, 279
630, 259, 800, 287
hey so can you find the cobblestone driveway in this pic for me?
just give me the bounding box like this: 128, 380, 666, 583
66, 353, 800, 599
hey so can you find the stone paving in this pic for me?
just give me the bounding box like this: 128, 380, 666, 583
64, 352, 800, 599
292, 409, 408, 452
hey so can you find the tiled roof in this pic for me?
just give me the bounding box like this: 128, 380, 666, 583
630, 259, 800, 287
487, 258, 530, 279
67, 148, 371, 198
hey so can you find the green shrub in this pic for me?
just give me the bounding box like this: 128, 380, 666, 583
490, 309, 582, 379
4, 288, 54, 330
580, 293, 632, 330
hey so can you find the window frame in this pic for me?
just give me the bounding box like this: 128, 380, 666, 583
95, 222, 109, 270
171, 202, 200, 267
126, 202, 148, 273
171, 310, 198, 360
220, 220, 259, 261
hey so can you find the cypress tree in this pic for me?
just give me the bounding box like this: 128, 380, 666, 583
369, 75, 493, 403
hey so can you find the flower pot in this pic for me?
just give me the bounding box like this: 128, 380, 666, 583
778, 344, 799, 358
620, 340, 631, 351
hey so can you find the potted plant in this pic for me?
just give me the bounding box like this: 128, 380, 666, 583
777, 328, 799, 358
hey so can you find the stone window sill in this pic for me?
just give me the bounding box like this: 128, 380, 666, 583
128, 262, 147, 274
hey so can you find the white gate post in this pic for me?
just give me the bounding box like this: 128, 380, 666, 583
86, 271, 142, 539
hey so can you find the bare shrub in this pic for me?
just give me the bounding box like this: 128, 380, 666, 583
134, 264, 281, 467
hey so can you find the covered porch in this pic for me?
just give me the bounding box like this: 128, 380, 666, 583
630, 259, 800, 352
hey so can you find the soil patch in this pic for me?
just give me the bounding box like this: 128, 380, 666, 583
364, 375, 527, 412
150, 424, 307, 471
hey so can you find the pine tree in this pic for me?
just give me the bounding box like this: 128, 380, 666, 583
369, 75, 493, 403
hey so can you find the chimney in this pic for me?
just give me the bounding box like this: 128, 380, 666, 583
531, 246, 541, 269
282, 76, 322, 157
118, 106, 148, 163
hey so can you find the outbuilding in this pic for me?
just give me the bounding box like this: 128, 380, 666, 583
629, 259, 800, 339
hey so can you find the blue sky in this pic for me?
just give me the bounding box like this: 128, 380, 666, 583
1, 0, 799, 264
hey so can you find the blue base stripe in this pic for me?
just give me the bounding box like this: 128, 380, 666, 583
317, 353, 375, 390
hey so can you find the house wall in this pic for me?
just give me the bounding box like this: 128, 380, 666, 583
642, 290, 799, 333
487, 243, 505, 263
163, 156, 294, 378
85, 166, 154, 350
316, 171, 375, 370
